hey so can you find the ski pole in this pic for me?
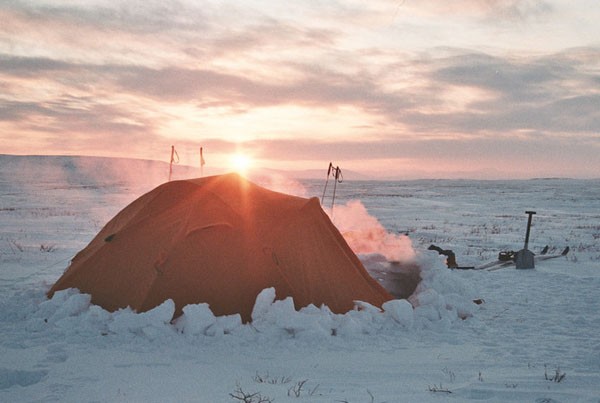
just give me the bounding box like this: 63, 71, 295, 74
321, 162, 333, 205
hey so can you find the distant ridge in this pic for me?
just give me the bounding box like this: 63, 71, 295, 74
529, 177, 575, 181
0, 154, 371, 184
0, 154, 200, 188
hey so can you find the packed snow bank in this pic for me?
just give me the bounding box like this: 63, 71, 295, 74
27, 251, 478, 345
409, 253, 480, 323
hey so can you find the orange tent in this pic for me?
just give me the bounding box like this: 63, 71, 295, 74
48, 173, 392, 322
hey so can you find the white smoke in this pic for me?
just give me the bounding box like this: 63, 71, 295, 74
328, 200, 416, 263
253, 173, 308, 198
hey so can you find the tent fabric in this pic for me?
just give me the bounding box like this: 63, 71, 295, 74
48, 173, 393, 322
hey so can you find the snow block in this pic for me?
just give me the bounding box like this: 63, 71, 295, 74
216, 313, 242, 334
251, 287, 276, 321
383, 299, 414, 328
174, 303, 217, 337
108, 299, 175, 339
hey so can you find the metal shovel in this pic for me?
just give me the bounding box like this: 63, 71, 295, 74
516, 211, 536, 269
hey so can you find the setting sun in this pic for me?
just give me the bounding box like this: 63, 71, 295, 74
229, 153, 253, 176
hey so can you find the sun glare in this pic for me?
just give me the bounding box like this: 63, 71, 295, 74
229, 153, 253, 176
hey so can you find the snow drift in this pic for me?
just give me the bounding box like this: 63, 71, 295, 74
34, 250, 478, 344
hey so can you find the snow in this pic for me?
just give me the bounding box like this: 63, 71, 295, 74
1, 156, 599, 402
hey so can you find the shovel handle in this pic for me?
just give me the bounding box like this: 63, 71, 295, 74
524, 211, 536, 249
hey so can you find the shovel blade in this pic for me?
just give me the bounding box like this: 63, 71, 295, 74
515, 249, 535, 269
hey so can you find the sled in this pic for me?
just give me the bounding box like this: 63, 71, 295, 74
485, 246, 570, 271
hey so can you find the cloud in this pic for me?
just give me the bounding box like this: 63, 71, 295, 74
431, 53, 563, 101
399, 0, 554, 21
0, 55, 75, 76
386, 48, 600, 134
2, 45, 598, 153
483, 0, 554, 21
1, 0, 211, 35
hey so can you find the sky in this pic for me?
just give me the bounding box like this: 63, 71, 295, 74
1, 0, 599, 179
